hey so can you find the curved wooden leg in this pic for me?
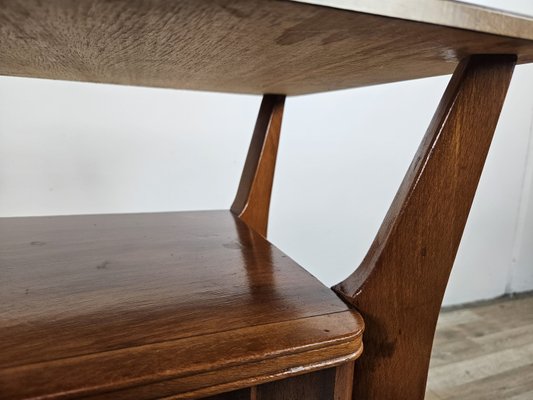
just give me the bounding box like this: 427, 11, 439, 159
231, 94, 285, 237
333, 55, 516, 399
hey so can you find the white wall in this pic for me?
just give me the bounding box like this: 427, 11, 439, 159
274, 65, 533, 305
1, 2, 533, 306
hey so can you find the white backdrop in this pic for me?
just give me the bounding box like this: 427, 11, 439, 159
1, 1, 532, 306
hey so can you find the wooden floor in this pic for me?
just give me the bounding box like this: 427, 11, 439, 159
426, 293, 533, 400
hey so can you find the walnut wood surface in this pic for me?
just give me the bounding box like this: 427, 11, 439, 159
231, 95, 285, 236
255, 368, 335, 400
199, 367, 344, 400
0, 210, 363, 399
1, 0, 533, 94
333, 54, 516, 399
333, 362, 355, 400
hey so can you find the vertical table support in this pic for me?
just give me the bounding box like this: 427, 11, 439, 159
231, 94, 285, 237
333, 54, 516, 399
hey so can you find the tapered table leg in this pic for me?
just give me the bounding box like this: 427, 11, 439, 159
231, 95, 285, 237
334, 54, 516, 399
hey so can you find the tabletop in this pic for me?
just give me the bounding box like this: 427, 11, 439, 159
1, 0, 533, 95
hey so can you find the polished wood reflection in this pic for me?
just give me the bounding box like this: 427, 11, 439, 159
232, 94, 285, 237
334, 54, 517, 400
1, 0, 533, 95
0, 210, 363, 399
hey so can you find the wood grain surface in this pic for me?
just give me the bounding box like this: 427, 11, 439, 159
231, 95, 285, 237
0, 210, 363, 399
333, 362, 355, 400
333, 54, 516, 399
200, 367, 348, 400
1, 0, 533, 94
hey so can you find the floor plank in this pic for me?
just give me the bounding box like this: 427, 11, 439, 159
427, 294, 533, 399
432, 363, 533, 400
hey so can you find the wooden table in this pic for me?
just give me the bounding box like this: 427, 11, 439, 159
1, 1, 532, 399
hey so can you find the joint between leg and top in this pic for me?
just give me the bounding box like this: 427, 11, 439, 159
333, 54, 517, 400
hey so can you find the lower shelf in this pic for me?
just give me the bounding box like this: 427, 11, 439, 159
0, 210, 363, 399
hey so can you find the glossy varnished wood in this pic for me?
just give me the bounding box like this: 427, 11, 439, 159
1, 0, 533, 94
333, 55, 516, 399
333, 362, 355, 400
0, 211, 363, 399
231, 95, 285, 236
2, 1, 530, 398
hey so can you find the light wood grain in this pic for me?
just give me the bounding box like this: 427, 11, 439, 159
427, 295, 533, 400
1, 0, 533, 94
0, 210, 363, 399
